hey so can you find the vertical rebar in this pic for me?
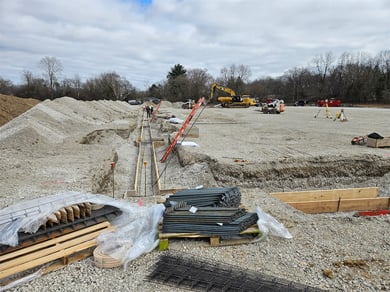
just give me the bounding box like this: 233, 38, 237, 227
111, 162, 116, 198
144, 161, 147, 196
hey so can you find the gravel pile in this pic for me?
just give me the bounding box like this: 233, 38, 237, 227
0, 97, 389, 291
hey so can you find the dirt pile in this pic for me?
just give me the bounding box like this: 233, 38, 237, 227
0, 96, 139, 207
0, 94, 41, 126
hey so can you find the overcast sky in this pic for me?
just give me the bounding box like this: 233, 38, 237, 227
1, 0, 389, 90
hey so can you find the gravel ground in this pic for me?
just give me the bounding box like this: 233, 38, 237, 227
0, 97, 389, 291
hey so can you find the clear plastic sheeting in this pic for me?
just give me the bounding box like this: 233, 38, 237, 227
169, 117, 183, 124
255, 206, 292, 241
97, 203, 165, 269
0, 191, 165, 254
177, 141, 199, 147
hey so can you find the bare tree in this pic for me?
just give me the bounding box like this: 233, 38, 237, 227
39, 56, 63, 98
22, 70, 34, 87
0, 77, 13, 95
218, 64, 251, 93
21, 70, 35, 97
236, 64, 251, 83
282, 67, 313, 102
187, 68, 212, 99
71, 75, 82, 99
312, 52, 334, 97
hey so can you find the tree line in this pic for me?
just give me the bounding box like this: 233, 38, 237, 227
0, 51, 389, 104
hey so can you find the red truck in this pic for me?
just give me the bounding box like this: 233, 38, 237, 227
317, 98, 341, 107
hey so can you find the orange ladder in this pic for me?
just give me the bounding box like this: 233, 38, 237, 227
160, 97, 205, 163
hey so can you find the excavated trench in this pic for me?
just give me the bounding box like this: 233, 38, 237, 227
83, 119, 390, 197
176, 146, 390, 194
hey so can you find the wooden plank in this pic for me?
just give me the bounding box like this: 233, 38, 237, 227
271, 187, 378, 203
0, 218, 108, 257
214, 238, 257, 247
287, 197, 389, 214
339, 197, 389, 212
0, 239, 98, 279
42, 249, 93, 274
288, 200, 340, 214
0, 249, 94, 288
0, 223, 112, 280
209, 236, 220, 246
0, 226, 112, 271
0, 221, 111, 263
158, 188, 186, 195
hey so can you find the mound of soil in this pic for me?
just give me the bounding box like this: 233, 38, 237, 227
0, 94, 41, 126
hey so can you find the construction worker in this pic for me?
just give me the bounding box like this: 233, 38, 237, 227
146, 105, 151, 118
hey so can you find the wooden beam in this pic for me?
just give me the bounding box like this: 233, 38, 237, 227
287, 197, 389, 214
0, 222, 112, 280
288, 200, 340, 214
158, 188, 186, 195
0, 239, 97, 279
0, 221, 111, 263
339, 197, 389, 212
271, 187, 378, 203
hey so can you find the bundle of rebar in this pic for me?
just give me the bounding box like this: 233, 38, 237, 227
162, 207, 258, 237
163, 207, 246, 224
166, 187, 241, 208
146, 252, 326, 292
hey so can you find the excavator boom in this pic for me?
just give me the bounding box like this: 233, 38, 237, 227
210, 82, 236, 101
209, 82, 256, 108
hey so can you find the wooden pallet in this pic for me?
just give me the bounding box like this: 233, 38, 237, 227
272, 187, 390, 214
0, 221, 113, 288
159, 225, 260, 250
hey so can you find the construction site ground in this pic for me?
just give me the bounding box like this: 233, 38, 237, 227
0, 94, 389, 291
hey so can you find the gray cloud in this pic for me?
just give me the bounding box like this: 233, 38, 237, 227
1, 0, 389, 89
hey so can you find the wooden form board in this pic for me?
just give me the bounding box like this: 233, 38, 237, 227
272, 187, 379, 202
0, 221, 113, 283
271, 187, 390, 214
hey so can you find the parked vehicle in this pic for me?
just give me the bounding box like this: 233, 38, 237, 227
261, 99, 285, 114
128, 100, 142, 105
181, 99, 195, 109
294, 100, 306, 106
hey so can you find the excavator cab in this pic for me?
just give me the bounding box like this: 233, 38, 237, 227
232, 96, 242, 102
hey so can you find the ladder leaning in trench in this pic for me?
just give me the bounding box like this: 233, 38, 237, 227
160, 96, 205, 163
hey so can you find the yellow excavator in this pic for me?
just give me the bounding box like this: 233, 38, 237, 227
209, 82, 257, 108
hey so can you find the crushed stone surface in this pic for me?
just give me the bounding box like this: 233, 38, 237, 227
0, 97, 389, 291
